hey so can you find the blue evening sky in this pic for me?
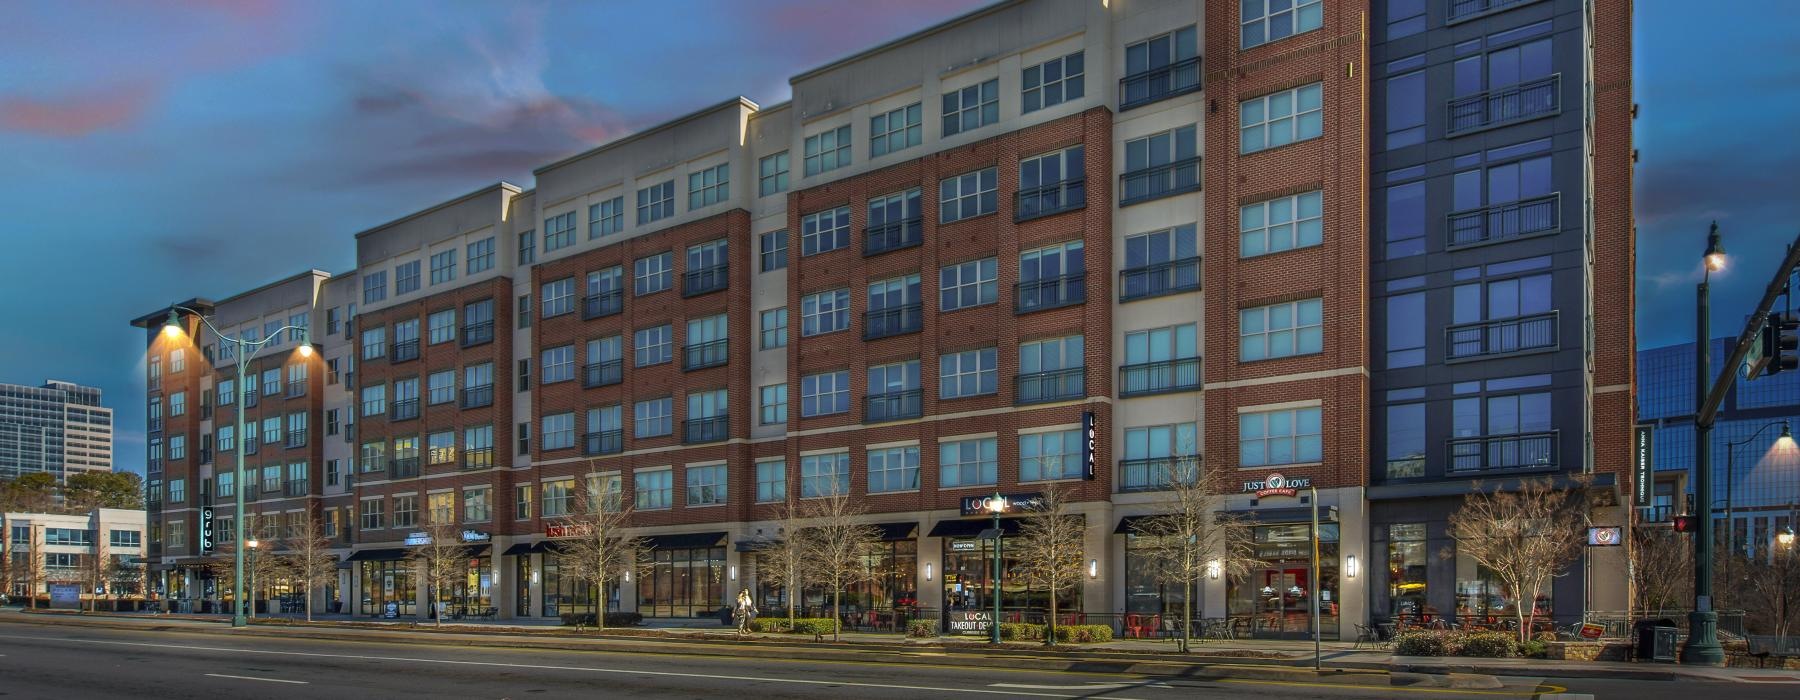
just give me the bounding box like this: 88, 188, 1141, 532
0, 1, 1791, 474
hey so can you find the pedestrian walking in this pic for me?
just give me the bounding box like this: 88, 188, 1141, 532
734, 588, 757, 635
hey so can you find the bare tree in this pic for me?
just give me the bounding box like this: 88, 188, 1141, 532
554, 474, 648, 631
406, 520, 468, 625
757, 497, 811, 630
1443, 475, 1593, 643
799, 477, 881, 642
81, 538, 111, 612
281, 510, 338, 622
1010, 484, 1087, 646
1132, 455, 1262, 652
22, 525, 44, 609
1629, 521, 1690, 616
109, 553, 144, 610
209, 540, 287, 618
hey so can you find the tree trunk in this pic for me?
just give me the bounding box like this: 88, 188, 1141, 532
1046, 582, 1057, 647
1516, 583, 1531, 644
1183, 580, 1194, 653
596, 579, 607, 632
787, 563, 796, 630
305, 583, 313, 623
832, 578, 842, 642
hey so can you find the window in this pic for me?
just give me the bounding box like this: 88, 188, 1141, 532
1451, 387, 1554, 472
940, 347, 997, 399
1021, 429, 1082, 482
1018, 241, 1086, 311
867, 445, 920, 493
169, 435, 186, 460
870, 102, 921, 157
363, 270, 387, 304
1386, 402, 1427, 478
589, 196, 624, 238
463, 487, 491, 523
542, 412, 575, 451
1017, 146, 1086, 220
1386, 0, 1427, 38
542, 345, 575, 383
169, 348, 186, 374
634, 324, 673, 367
635, 469, 673, 510
1450, 35, 1555, 133
326, 408, 341, 436
585, 405, 622, 454
326, 460, 340, 487
427, 431, 456, 466
866, 360, 920, 421
359, 441, 385, 473
800, 371, 850, 417
515, 484, 533, 520
542, 278, 574, 317
1240, 298, 1323, 361
1018, 335, 1085, 403
1241, 83, 1324, 154
217, 425, 235, 452
866, 274, 920, 339
1450, 153, 1556, 247
1122, 26, 1202, 110
465, 424, 494, 468
1385, 176, 1427, 259
940, 257, 997, 311
217, 471, 236, 498
463, 299, 494, 344
803, 125, 851, 176
866, 188, 922, 255
760, 384, 788, 425
938, 167, 997, 223
1240, 191, 1323, 257
939, 437, 997, 488
942, 78, 998, 136
685, 315, 728, 369
801, 206, 851, 256
634, 397, 673, 438
464, 362, 494, 405
360, 384, 386, 417
395, 260, 421, 295
430, 249, 456, 285
801, 452, 850, 497
1122, 224, 1201, 300
1121, 127, 1199, 205
426, 309, 456, 345
758, 152, 789, 196
169, 391, 186, 417
760, 308, 788, 349
755, 459, 786, 503
1386, 290, 1426, 368
585, 335, 623, 387
467, 236, 495, 273
542, 479, 574, 517
801, 288, 850, 336
684, 239, 729, 295
688, 163, 729, 209
392, 319, 419, 361
360, 327, 386, 361
687, 464, 727, 506
759, 230, 788, 271
1121, 423, 1199, 491
1242, 0, 1322, 48
1239, 407, 1324, 467
518, 295, 532, 331
426, 491, 455, 524
1023, 51, 1084, 113
518, 230, 535, 265
1449, 267, 1553, 359
1385, 67, 1426, 149
391, 377, 418, 420
393, 495, 418, 528
168, 478, 187, 503
286, 411, 307, 447
636, 180, 675, 224
686, 389, 728, 441
360, 499, 385, 530
634, 252, 672, 295
1122, 324, 1201, 395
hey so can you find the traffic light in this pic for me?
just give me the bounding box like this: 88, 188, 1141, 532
1763, 311, 1800, 375
1673, 515, 1699, 533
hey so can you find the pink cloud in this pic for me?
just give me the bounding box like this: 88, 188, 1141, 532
0, 85, 158, 138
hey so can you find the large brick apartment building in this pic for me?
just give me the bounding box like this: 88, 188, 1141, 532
131, 0, 1635, 637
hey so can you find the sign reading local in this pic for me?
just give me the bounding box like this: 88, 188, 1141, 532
1243, 472, 1310, 498
1081, 411, 1098, 481
958, 492, 1045, 517
947, 610, 993, 635
1632, 425, 1655, 507
199, 506, 215, 554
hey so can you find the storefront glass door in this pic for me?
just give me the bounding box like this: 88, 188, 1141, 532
1226, 523, 1339, 639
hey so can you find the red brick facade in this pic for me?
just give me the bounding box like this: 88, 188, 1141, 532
1592, 0, 1638, 484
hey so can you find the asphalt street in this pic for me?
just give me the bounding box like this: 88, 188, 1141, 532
0, 617, 1791, 699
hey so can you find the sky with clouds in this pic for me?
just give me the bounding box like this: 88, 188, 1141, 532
0, 1, 1792, 475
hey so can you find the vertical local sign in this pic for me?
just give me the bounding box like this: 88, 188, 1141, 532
199, 506, 215, 554
1632, 425, 1654, 507
1081, 411, 1097, 481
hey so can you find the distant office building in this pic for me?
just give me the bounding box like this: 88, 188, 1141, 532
0, 380, 113, 482
2, 507, 147, 598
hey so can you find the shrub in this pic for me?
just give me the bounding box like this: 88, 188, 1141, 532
559, 612, 598, 627
1519, 640, 1549, 659
1458, 632, 1515, 658
907, 619, 938, 638
998, 622, 1042, 641
749, 618, 790, 633
1394, 630, 1455, 656
604, 612, 643, 628
791, 618, 839, 636
749, 617, 839, 635
1054, 624, 1114, 643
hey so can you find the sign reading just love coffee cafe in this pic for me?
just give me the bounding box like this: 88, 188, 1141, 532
1242, 472, 1311, 498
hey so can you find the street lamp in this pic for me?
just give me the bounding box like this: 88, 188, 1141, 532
1724, 421, 1792, 564
1684, 223, 1729, 665
158, 306, 312, 628
984, 493, 1007, 645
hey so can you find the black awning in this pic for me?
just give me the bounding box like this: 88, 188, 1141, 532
1222, 506, 1337, 524
346, 548, 407, 562
735, 538, 782, 553
927, 518, 1024, 538
501, 542, 536, 557
537, 540, 568, 555
641, 531, 727, 550
1114, 515, 1151, 534
874, 522, 918, 541
462, 544, 492, 558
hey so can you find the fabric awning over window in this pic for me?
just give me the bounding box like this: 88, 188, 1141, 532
501, 542, 536, 557
640, 531, 727, 550
346, 548, 406, 562
873, 522, 918, 541
927, 518, 1024, 538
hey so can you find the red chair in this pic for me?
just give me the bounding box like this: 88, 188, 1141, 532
1123, 613, 1143, 638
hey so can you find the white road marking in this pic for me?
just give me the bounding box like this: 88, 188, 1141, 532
992, 682, 1171, 690
0, 633, 1130, 699
1538, 695, 1594, 700
204, 673, 307, 685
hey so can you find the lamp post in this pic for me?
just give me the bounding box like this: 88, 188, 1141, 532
245, 539, 259, 619
1683, 224, 1729, 665
985, 492, 1007, 645
160, 307, 311, 628
1723, 421, 1792, 583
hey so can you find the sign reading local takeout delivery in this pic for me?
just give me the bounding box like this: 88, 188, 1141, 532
947, 610, 993, 635
1243, 472, 1310, 498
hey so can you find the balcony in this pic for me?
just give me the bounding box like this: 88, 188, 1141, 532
147, 458, 163, 476
1119, 157, 1202, 206
148, 418, 163, 434
1118, 357, 1202, 397
1448, 0, 1542, 24
864, 389, 922, 423
389, 339, 420, 363
1447, 430, 1558, 474
1015, 179, 1086, 223
584, 359, 623, 388
462, 447, 494, 470
583, 290, 623, 319
284, 430, 307, 449
198, 448, 212, 465
864, 217, 922, 256
1016, 367, 1085, 405
389, 399, 419, 421
1015, 273, 1086, 313
243, 391, 258, 408
244, 439, 259, 455
1447, 193, 1560, 248
1118, 257, 1202, 302
683, 339, 729, 371
683, 415, 729, 444
583, 430, 624, 455
389, 457, 421, 479
683, 265, 729, 297
200, 404, 213, 420
864, 303, 922, 340
1117, 457, 1198, 493
1445, 311, 1558, 361
1118, 56, 1202, 111
1447, 74, 1559, 135
461, 384, 493, 409
461, 321, 494, 348
284, 481, 308, 498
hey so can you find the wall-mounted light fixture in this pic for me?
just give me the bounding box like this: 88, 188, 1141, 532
623, 569, 631, 583
1206, 560, 1222, 580
729, 565, 738, 581
530, 569, 540, 585
1088, 559, 1098, 579
1345, 555, 1359, 579
925, 562, 934, 582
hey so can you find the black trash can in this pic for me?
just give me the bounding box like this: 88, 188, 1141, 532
1634, 618, 1677, 662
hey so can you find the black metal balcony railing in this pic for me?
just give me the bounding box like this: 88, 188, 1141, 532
198, 448, 212, 465
1016, 367, 1085, 405
390, 457, 421, 479
583, 430, 624, 455
1445, 311, 1558, 361
1644, 503, 1674, 523
285, 430, 307, 449
683, 265, 729, 297
1447, 430, 1558, 473
1447, 74, 1559, 135
583, 290, 623, 319
683, 339, 729, 371
285, 481, 308, 498
1118, 357, 1203, 397
1119, 56, 1203, 111
148, 418, 163, 434
147, 459, 163, 475
1015, 179, 1087, 222
200, 404, 213, 420
864, 389, 923, 423
1116, 457, 1198, 493
389, 399, 419, 421
461, 321, 494, 348
286, 380, 306, 399
1118, 257, 1202, 302
584, 359, 623, 388
462, 446, 494, 470
390, 339, 420, 363
244, 439, 259, 455
1119, 157, 1202, 206
864, 217, 922, 256
1448, 0, 1538, 23
683, 415, 729, 444
1447, 193, 1560, 248
864, 303, 923, 340
461, 384, 493, 409
1015, 273, 1086, 313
